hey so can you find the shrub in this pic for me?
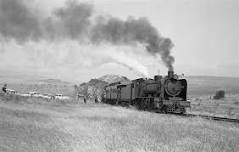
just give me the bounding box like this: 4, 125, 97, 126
213, 90, 225, 99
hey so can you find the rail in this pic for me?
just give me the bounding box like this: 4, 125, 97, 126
183, 113, 239, 123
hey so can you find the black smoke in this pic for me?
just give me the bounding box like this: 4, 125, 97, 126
0, 0, 174, 70
53, 1, 93, 39
0, 0, 41, 41
91, 17, 174, 70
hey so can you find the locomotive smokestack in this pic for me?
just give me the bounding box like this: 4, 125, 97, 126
168, 70, 174, 79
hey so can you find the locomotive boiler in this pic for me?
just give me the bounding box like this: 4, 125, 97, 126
103, 71, 190, 114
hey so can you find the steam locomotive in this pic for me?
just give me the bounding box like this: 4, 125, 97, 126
102, 71, 190, 114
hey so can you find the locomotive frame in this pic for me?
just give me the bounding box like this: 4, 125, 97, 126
103, 71, 190, 114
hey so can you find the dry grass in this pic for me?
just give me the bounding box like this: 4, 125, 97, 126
0, 80, 74, 97
0, 97, 239, 152
186, 76, 239, 118
0, 75, 239, 151
190, 94, 239, 119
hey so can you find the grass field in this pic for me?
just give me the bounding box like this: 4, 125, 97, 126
1, 74, 239, 151
185, 76, 239, 118
0, 96, 239, 152
189, 94, 239, 119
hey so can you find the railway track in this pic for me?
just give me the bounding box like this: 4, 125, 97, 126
152, 110, 239, 123
133, 107, 239, 124
183, 113, 239, 124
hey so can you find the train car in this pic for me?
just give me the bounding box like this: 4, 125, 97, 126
104, 81, 121, 104
103, 71, 190, 113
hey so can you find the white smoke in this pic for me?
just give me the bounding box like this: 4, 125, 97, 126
0, 39, 151, 79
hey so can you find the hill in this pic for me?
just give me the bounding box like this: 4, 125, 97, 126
186, 76, 239, 97
98, 74, 130, 84
39, 79, 71, 85
0, 72, 74, 96
1, 70, 239, 100
0, 100, 238, 152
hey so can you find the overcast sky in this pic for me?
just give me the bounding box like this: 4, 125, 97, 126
89, 0, 239, 77
0, 0, 239, 82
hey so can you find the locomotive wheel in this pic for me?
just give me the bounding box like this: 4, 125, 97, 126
138, 99, 143, 110
143, 99, 148, 110
180, 107, 186, 114
139, 99, 146, 110
160, 105, 167, 113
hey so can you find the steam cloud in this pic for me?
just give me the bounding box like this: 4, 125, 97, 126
0, 0, 174, 77
91, 17, 174, 70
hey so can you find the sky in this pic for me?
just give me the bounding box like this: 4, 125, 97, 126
92, 0, 239, 76
0, 0, 239, 82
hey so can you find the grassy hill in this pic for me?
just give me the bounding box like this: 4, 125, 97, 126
0, 99, 239, 152
0, 72, 75, 96
0, 73, 239, 151
1, 72, 239, 118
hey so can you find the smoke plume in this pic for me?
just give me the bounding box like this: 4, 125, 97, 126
0, 0, 174, 78
0, 0, 41, 41
91, 17, 174, 70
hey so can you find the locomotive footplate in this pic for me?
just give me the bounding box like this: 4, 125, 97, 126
162, 100, 190, 107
